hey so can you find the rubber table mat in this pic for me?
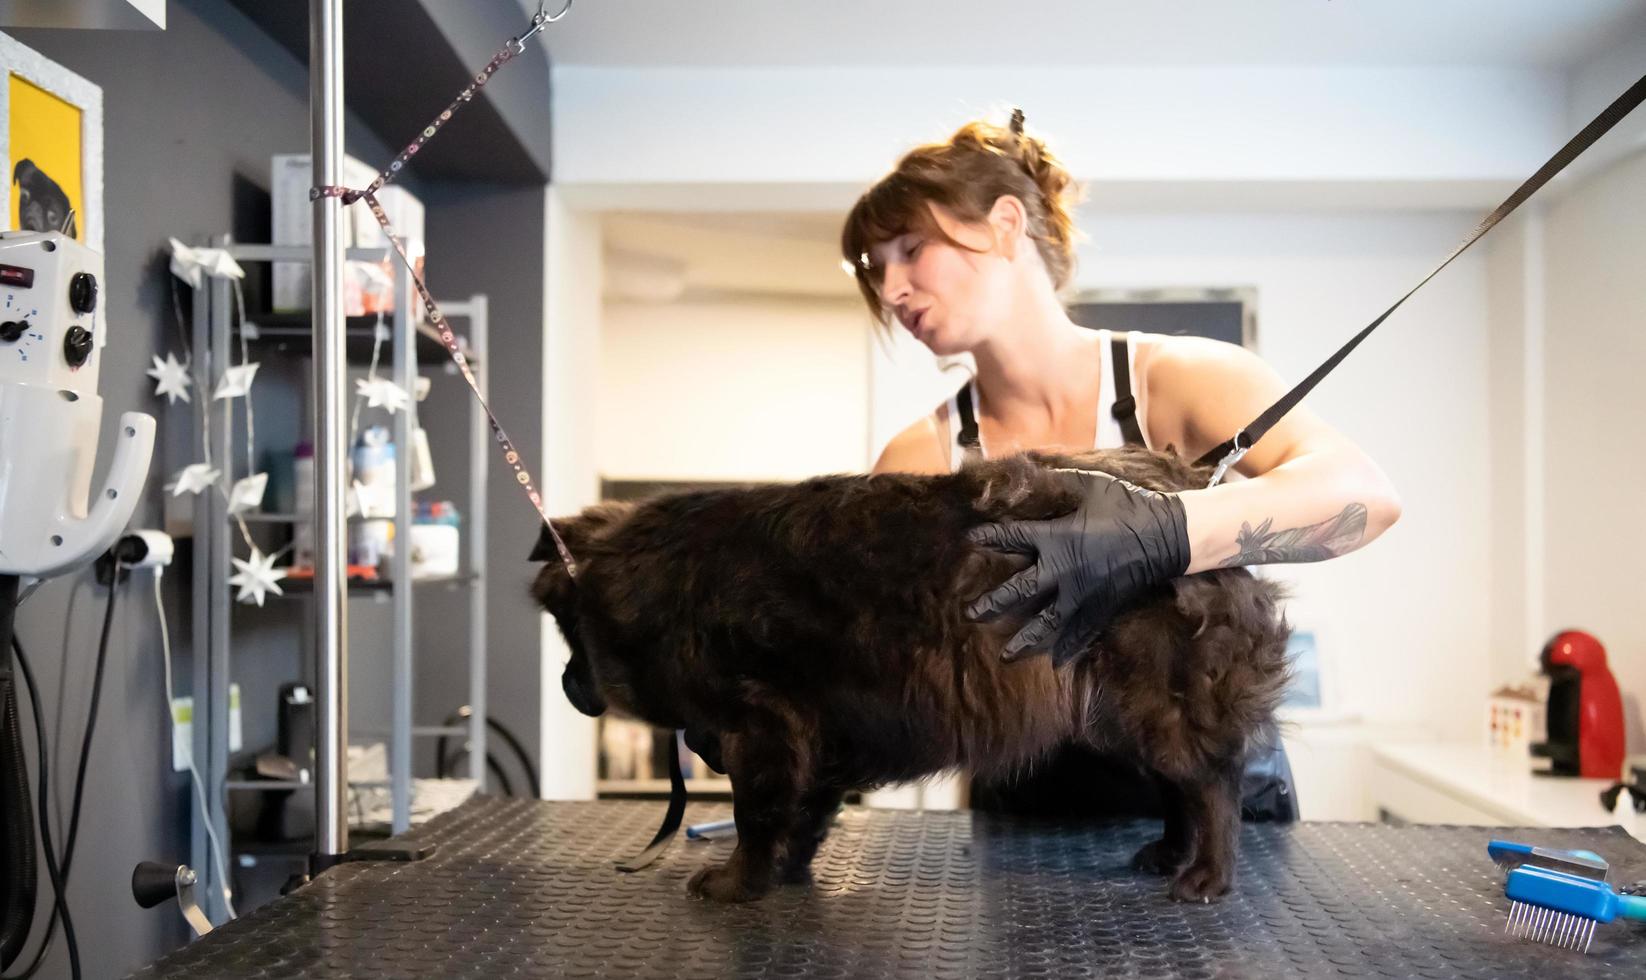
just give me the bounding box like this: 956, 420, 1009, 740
132, 798, 1646, 978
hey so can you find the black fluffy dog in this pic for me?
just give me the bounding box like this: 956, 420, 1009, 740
532, 447, 1290, 903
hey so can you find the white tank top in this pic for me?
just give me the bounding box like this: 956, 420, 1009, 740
944, 329, 1151, 472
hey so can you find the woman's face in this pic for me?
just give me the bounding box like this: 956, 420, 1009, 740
868, 202, 1016, 357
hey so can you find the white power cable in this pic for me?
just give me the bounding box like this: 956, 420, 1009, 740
153, 569, 237, 920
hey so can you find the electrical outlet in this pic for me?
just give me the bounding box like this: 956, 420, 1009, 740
94, 550, 132, 586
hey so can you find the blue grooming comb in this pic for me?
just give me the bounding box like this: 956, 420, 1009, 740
1488, 839, 1609, 880
1505, 865, 1646, 953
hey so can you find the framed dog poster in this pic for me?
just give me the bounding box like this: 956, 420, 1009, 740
0, 32, 103, 253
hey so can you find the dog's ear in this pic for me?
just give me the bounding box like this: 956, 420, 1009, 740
529, 521, 569, 562
527, 502, 635, 562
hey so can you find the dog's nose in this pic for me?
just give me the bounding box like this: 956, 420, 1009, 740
562, 669, 606, 717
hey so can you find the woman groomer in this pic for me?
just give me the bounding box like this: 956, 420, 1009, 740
846, 110, 1402, 821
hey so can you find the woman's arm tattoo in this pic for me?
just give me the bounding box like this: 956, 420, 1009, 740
1218, 503, 1368, 568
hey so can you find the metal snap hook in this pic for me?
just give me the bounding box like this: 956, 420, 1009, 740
1206, 434, 1251, 489
513, 0, 575, 52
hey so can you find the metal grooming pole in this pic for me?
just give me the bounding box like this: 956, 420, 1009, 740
390, 258, 414, 832
309, 0, 350, 871
466, 300, 489, 792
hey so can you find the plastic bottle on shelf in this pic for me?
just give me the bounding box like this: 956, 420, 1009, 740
293, 440, 315, 569
350, 426, 396, 570
409, 501, 461, 578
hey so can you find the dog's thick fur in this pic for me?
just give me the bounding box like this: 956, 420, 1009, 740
532, 447, 1290, 904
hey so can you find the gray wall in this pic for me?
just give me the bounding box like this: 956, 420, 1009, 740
413, 182, 547, 788
6, 1, 547, 975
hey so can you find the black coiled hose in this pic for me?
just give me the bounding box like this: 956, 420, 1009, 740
434, 706, 540, 798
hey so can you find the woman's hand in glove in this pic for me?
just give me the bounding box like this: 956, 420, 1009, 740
965, 470, 1191, 665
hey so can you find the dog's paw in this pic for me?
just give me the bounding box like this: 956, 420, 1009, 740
1130, 839, 1188, 876
687, 862, 767, 903
1167, 860, 1232, 903
777, 861, 815, 887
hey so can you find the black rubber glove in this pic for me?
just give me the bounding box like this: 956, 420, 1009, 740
965, 470, 1192, 666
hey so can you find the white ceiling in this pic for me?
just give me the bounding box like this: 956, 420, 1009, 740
560, 0, 1646, 299
535, 0, 1646, 69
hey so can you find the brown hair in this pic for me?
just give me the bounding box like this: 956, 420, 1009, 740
841, 109, 1083, 324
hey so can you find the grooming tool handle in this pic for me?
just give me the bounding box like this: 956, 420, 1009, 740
1507, 866, 1646, 923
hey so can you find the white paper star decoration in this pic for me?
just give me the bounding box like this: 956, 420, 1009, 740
147, 352, 192, 404
355, 376, 410, 414
228, 548, 287, 606
168, 237, 246, 289
226, 472, 269, 515
213, 362, 260, 401
167, 463, 221, 497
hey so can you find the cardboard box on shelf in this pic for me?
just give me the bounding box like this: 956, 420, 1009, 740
271, 153, 424, 316
351, 184, 426, 317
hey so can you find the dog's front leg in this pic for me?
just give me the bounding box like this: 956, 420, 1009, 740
687, 721, 807, 903
1167, 767, 1242, 903
1131, 775, 1193, 875
777, 784, 846, 885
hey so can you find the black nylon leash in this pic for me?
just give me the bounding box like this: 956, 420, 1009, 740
614, 731, 688, 872
1196, 71, 1646, 486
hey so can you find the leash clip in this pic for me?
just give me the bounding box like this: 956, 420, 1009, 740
512, 0, 575, 52
1206, 437, 1250, 489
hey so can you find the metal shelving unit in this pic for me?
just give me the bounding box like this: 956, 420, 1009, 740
182, 239, 490, 921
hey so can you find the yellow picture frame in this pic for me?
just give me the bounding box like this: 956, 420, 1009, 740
0, 31, 103, 252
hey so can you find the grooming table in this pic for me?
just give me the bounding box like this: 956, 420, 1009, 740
133, 798, 1646, 978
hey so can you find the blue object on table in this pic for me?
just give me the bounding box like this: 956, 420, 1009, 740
685, 818, 736, 840
1505, 865, 1646, 953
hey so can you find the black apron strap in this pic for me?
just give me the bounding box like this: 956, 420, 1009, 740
1109, 333, 1146, 448
954, 380, 985, 463
1195, 69, 1646, 485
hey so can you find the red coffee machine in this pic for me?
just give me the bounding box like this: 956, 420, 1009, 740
1530, 630, 1626, 779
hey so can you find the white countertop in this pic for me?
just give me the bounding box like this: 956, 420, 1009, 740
1371, 741, 1639, 838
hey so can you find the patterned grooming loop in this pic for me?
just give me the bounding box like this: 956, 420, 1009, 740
310, 4, 577, 578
